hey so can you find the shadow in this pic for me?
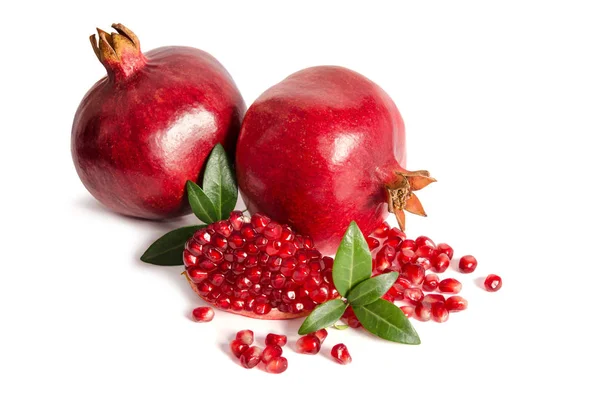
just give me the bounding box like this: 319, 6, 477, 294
474, 276, 486, 290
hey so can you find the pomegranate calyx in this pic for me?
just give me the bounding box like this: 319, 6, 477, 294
386, 170, 435, 231
90, 23, 147, 82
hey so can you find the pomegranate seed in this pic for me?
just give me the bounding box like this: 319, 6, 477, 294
230, 340, 249, 358
415, 245, 436, 259
398, 248, 416, 264
250, 213, 270, 232
204, 247, 224, 263
367, 236, 380, 250
263, 222, 283, 240
384, 236, 403, 251
231, 298, 245, 311
280, 226, 294, 241
445, 296, 468, 311
414, 302, 432, 321
186, 266, 208, 283
331, 343, 352, 365
292, 264, 310, 283
228, 211, 245, 230
400, 306, 414, 317
261, 344, 283, 363
185, 238, 203, 256
296, 335, 321, 354
265, 356, 288, 374
191, 307, 214, 322
279, 241, 297, 258
214, 220, 233, 237
422, 293, 446, 305
439, 278, 462, 294
415, 236, 436, 248
309, 285, 329, 303
253, 302, 272, 315
431, 302, 449, 323
436, 243, 454, 259
387, 284, 404, 300
311, 329, 328, 343
236, 329, 254, 345
388, 227, 405, 239
484, 274, 502, 292
404, 287, 424, 304
209, 272, 225, 287
404, 263, 425, 285
395, 277, 412, 290
399, 239, 417, 251
216, 296, 231, 309
193, 228, 212, 244
422, 273, 439, 291
432, 253, 450, 273
459, 255, 478, 273
372, 222, 390, 237
375, 248, 393, 272
265, 333, 287, 347
240, 346, 262, 369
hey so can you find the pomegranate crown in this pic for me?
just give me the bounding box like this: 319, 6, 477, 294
89, 23, 146, 82
386, 170, 436, 231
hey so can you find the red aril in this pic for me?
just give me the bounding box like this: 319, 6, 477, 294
72, 24, 245, 219
404, 288, 424, 304
445, 296, 468, 312
415, 236, 436, 248
230, 340, 249, 358
367, 237, 380, 251
265, 357, 288, 374
414, 302, 432, 321
235, 329, 254, 345
191, 307, 214, 322
431, 302, 449, 323
431, 253, 450, 273
422, 293, 446, 305
436, 243, 454, 260
439, 278, 462, 294
403, 263, 425, 285
265, 333, 287, 347
331, 344, 352, 365
310, 329, 328, 344
296, 335, 321, 354
261, 345, 283, 363
184, 212, 335, 319
400, 306, 415, 318
422, 274, 440, 292
459, 255, 478, 273
372, 222, 390, 238
240, 346, 262, 369
236, 66, 435, 253
484, 274, 502, 292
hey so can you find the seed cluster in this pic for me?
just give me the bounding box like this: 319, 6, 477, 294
183, 211, 339, 316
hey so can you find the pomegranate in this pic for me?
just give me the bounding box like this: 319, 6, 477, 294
331, 344, 352, 365
72, 24, 245, 219
236, 66, 435, 253
183, 211, 338, 319
265, 333, 287, 347
484, 274, 502, 292
191, 307, 214, 322
265, 357, 288, 374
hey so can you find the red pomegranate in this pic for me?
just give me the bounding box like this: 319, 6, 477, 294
236, 66, 434, 253
72, 24, 245, 219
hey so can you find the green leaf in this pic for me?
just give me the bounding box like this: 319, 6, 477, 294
353, 299, 421, 345
202, 144, 238, 220
140, 225, 205, 266
347, 272, 399, 307
332, 221, 372, 297
332, 323, 349, 330
186, 181, 218, 223
298, 299, 348, 335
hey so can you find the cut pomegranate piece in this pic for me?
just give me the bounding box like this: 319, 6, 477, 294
239, 346, 262, 369
331, 344, 352, 365
445, 296, 468, 312
185, 212, 335, 319
265, 357, 288, 374
439, 278, 462, 294
191, 307, 214, 322
296, 335, 321, 354
265, 333, 287, 347
484, 274, 502, 292
459, 255, 478, 273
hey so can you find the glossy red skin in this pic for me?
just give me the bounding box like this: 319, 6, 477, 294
236, 66, 406, 254
72, 46, 245, 219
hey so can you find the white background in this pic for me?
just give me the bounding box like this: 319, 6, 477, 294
1, 1, 598, 396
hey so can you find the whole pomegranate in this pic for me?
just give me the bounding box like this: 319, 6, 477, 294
72, 24, 245, 219
183, 211, 338, 319
236, 66, 434, 253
